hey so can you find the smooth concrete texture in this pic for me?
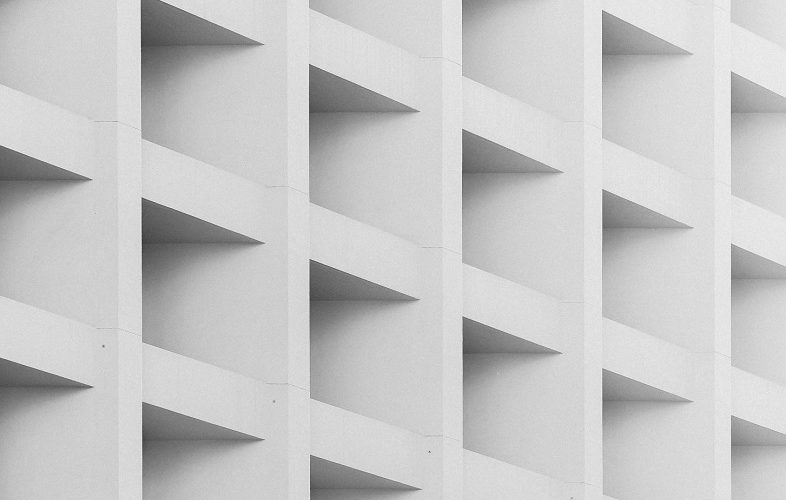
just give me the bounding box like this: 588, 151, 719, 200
731, 0, 786, 48
0, 85, 94, 179
603, 228, 713, 351
603, 401, 705, 500
310, 399, 423, 490
732, 446, 786, 500
731, 73, 786, 112
310, 204, 422, 300
310, 107, 453, 246
463, 449, 564, 499
309, 10, 420, 112
602, 139, 698, 228
142, 404, 260, 441
602, 0, 695, 55
0, 359, 89, 388
731, 245, 786, 279
310, 0, 461, 60
462, 78, 565, 172
0, 0, 781, 498
732, 113, 786, 218
310, 457, 416, 490
730, 23, 786, 107
142, 46, 270, 182
143, 440, 267, 499
602, 11, 690, 55
0, 296, 100, 387
602, 370, 689, 402
310, 66, 416, 112
732, 416, 786, 446
463, 173, 582, 300
732, 280, 786, 386
732, 195, 786, 268
463, 0, 586, 120
141, 139, 268, 242
602, 191, 688, 228
603, 318, 694, 402
141, 0, 262, 46
462, 130, 559, 174
731, 367, 786, 439
141, 200, 261, 243
603, 54, 711, 179
0, 181, 101, 325
463, 352, 588, 484
310, 300, 427, 433
462, 264, 563, 353
142, 243, 271, 379
0, 388, 97, 498
461, 2, 603, 499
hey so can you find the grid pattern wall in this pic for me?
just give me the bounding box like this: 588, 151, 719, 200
0, 0, 779, 498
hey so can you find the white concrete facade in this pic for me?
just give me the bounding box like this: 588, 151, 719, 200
0, 0, 778, 498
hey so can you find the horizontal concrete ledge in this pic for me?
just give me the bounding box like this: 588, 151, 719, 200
732, 416, 786, 446
311, 399, 423, 489
732, 366, 786, 438
142, 0, 263, 46
603, 318, 694, 402
0, 84, 93, 180
310, 204, 421, 300
464, 449, 563, 499
463, 131, 560, 174
602, 0, 695, 55
310, 9, 420, 112
732, 245, 786, 278
142, 344, 265, 440
0, 296, 99, 387
142, 140, 265, 243
731, 24, 786, 104
732, 196, 786, 272
603, 139, 696, 228
731, 73, 786, 113
463, 265, 562, 354
463, 78, 564, 173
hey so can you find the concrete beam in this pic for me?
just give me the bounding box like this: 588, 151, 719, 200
463, 78, 564, 173
142, 344, 265, 440
142, 140, 266, 243
310, 399, 423, 489
309, 10, 420, 112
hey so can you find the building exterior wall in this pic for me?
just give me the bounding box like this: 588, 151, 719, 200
0, 1, 781, 499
